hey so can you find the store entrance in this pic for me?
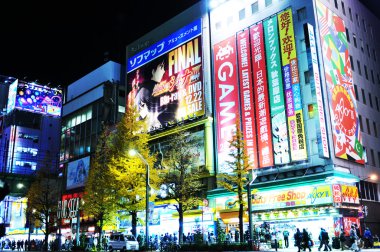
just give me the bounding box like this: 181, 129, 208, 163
254, 216, 334, 249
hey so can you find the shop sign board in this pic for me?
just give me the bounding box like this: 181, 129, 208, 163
237, 29, 258, 169
278, 8, 307, 162
340, 185, 359, 204
251, 185, 332, 210
250, 23, 274, 167
316, 1, 364, 164
213, 35, 240, 174
263, 16, 290, 165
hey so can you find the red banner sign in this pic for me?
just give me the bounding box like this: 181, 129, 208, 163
237, 30, 258, 169
250, 23, 274, 167
213, 35, 240, 173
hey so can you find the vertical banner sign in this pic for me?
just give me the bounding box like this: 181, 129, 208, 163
237, 30, 258, 169
250, 23, 274, 168
316, 1, 364, 163
278, 9, 308, 162
304, 23, 329, 158
214, 35, 240, 173
263, 17, 290, 165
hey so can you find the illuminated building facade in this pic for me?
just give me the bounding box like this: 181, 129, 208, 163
126, 0, 380, 242
0, 75, 62, 236
58, 61, 125, 237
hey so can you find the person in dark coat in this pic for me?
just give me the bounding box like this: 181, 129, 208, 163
302, 228, 312, 251
294, 228, 303, 252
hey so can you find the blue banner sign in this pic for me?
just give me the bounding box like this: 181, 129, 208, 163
127, 19, 202, 72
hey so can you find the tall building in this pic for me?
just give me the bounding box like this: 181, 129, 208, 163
126, 0, 380, 242
58, 61, 125, 238
0, 75, 62, 236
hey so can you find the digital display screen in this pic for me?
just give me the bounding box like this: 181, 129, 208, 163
66, 156, 90, 190
15, 82, 62, 117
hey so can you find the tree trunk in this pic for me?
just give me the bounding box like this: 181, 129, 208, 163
131, 211, 137, 238
99, 217, 104, 248
44, 219, 49, 251
178, 203, 184, 244
239, 203, 244, 243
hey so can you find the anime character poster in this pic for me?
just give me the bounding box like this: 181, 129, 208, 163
66, 156, 90, 190
127, 36, 204, 131
316, 1, 364, 163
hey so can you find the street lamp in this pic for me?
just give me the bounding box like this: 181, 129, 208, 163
129, 149, 150, 250
358, 174, 378, 235
246, 171, 257, 249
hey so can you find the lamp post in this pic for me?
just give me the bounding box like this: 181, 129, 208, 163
358, 174, 377, 235
129, 149, 150, 250
246, 172, 257, 249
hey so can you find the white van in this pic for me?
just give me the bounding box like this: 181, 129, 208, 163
108, 233, 139, 251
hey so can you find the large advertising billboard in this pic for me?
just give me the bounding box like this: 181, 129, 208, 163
66, 156, 90, 190
278, 9, 308, 162
316, 1, 364, 163
263, 17, 290, 165
14, 82, 62, 117
6, 79, 18, 113
237, 29, 258, 169
213, 35, 240, 173
150, 130, 205, 170
250, 23, 274, 167
127, 36, 204, 131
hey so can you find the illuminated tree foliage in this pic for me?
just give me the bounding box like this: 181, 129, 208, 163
83, 125, 117, 246
160, 129, 205, 244
26, 167, 61, 251
108, 107, 159, 238
217, 121, 250, 243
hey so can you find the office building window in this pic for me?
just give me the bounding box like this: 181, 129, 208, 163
304, 70, 310, 84
227, 16, 233, 26
367, 44, 371, 58
376, 96, 379, 111
353, 34, 357, 47
239, 8, 245, 20
349, 7, 352, 21
251, 1, 259, 14
371, 70, 375, 84
265, 0, 272, 7
362, 19, 366, 32
366, 118, 371, 134
334, 0, 338, 9
341, 1, 345, 15
361, 88, 366, 104
359, 115, 363, 130
359, 181, 379, 201
378, 151, 380, 168
297, 7, 307, 21
354, 84, 359, 100
371, 149, 375, 166
373, 122, 378, 137
356, 13, 360, 26
369, 93, 373, 107
374, 49, 377, 62
350, 55, 354, 70
215, 21, 221, 30
346, 28, 350, 42
357, 60, 361, 75
360, 39, 364, 52
364, 65, 368, 80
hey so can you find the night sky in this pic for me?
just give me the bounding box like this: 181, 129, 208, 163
0, 0, 377, 87
0, 1, 200, 87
